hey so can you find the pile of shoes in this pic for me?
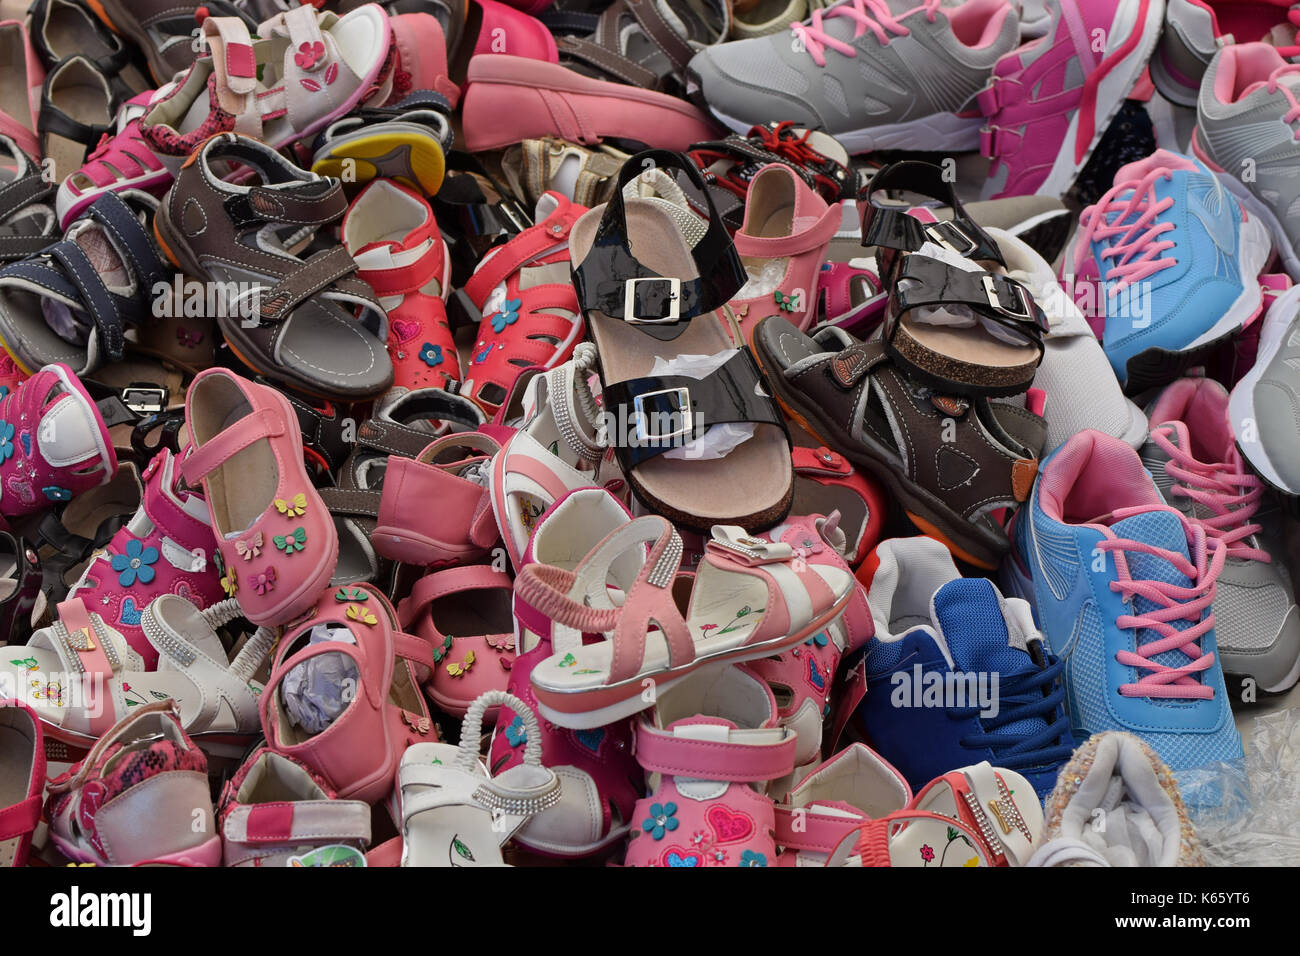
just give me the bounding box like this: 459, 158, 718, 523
0, 0, 1293, 870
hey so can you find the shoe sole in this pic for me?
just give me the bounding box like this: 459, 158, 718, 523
1031, 0, 1167, 199
311, 128, 447, 196
1121, 209, 1270, 394
1228, 282, 1300, 495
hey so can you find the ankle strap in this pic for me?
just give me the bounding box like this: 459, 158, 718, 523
635, 721, 796, 782
773, 802, 863, 853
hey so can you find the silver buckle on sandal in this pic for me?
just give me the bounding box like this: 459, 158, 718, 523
633, 387, 693, 443
624, 276, 681, 324
924, 220, 977, 256
982, 274, 1032, 320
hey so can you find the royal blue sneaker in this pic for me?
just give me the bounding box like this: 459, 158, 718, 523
1067, 148, 1270, 393
846, 536, 1074, 801
1003, 429, 1245, 802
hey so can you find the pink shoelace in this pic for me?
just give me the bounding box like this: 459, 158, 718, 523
1151, 425, 1269, 563
791, 0, 940, 68
1265, 64, 1300, 140
1095, 507, 1226, 700
1074, 166, 1179, 294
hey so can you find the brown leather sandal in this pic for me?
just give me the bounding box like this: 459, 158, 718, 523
753, 316, 1046, 569
153, 133, 392, 402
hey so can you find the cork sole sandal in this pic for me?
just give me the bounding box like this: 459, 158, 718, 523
568, 149, 792, 534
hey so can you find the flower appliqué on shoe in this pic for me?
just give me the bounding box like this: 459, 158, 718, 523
236, 531, 263, 561
43, 486, 71, 502
773, 290, 799, 312
335, 586, 369, 603
419, 342, 443, 367
274, 527, 307, 555
505, 714, 526, 747
489, 298, 522, 334
294, 40, 326, 71
250, 567, 276, 595
402, 711, 431, 736
0, 421, 15, 462
642, 802, 679, 840
739, 850, 767, 867
176, 327, 203, 348
446, 651, 475, 677
274, 492, 308, 517
111, 538, 159, 586
345, 603, 377, 626
221, 566, 238, 598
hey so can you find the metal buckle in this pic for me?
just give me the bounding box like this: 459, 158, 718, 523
120, 385, 169, 415
924, 220, 978, 256
982, 274, 1032, 320
633, 387, 693, 443
624, 277, 681, 324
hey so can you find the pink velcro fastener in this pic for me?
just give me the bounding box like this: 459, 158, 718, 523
634, 723, 796, 783
180, 408, 285, 486
226, 43, 257, 78
0, 793, 41, 842
243, 803, 295, 842
773, 805, 861, 854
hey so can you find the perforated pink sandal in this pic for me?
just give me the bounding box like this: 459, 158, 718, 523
461, 191, 587, 417
624, 664, 795, 868
55, 91, 164, 228
521, 515, 856, 728
398, 565, 516, 718
181, 368, 338, 627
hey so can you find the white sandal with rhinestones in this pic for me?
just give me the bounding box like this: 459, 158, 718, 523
0, 595, 272, 764
398, 690, 559, 867
909, 762, 1045, 867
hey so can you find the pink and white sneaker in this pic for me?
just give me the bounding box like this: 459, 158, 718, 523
343, 178, 461, 422
623, 664, 795, 868
67, 448, 225, 669
978, 0, 1166, 198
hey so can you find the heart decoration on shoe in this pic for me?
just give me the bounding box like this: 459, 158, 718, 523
390, 319, 420, 344
661, 848, 702, 868
119, 597, 142, 626
573, 728, 605, 754
705, 805, 754, 845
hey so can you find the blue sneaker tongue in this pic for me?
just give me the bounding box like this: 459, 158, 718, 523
930, 578, 1047, 744
1107, 509, 1202, 675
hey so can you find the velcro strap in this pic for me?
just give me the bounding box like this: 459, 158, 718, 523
227, 182, 348, 230
180, 408, 285, 485
0, 793, 41, 842
203, 16, 257, 103
634, 722, 797, 782
773, 805, 862, 853
555, 35, 659, 89
55, 599, 118, 739
256, 245, 360, 323
317, 486, 380, 519
224, 799, 371, 845
0, 173, 53, 223
267, 3, 326, 67
45, 241, 128, 360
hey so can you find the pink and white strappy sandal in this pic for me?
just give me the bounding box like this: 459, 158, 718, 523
520, 514, 856, 728
0, 701, 44, 868
909, 761, 1045, 867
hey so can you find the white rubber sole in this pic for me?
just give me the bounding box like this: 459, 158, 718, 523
710, 103, 984, 154
1214, 169, 1300, 281
1032, 0, 1167, 199
1227, 282, 1300, 494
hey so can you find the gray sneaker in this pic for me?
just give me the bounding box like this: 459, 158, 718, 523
1145, 376, 1300, 694
685, 0, 1021, 153
1195, 41, 1300, 278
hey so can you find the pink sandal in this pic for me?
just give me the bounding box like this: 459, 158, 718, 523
181, 368, 338, 627
343, 178, 461, 422
908, 762, 1045, 867
790, 445, 889, 571
624, 664, 795, 868
489, 487, 642, 858
728, 163, 841, 342
0, 362, 117, 518
0, 701, 44, 868
461, 191, 587, 417
67, 447, 224, 667
259, 582, 435, 805
521, 515, 856, 728
55, 91, 164, 228
398, 565, 516, 718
